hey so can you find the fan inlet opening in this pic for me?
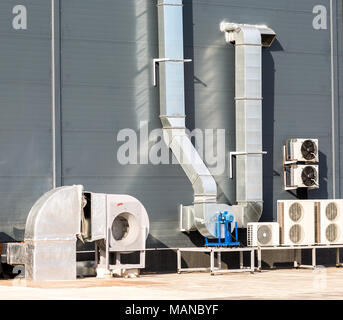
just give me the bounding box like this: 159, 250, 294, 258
112, 214, 130, 241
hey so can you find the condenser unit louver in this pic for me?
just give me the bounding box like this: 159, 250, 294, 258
247, 222, 279, 247
315, 200, 343, 245
277, 200, 315, 246
289, 139, 318, 162
290, 165, 319, 189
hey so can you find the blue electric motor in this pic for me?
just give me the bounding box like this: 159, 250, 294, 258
205, 211, 240, 247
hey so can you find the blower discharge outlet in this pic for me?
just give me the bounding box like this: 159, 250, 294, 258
205, 211, 240, 247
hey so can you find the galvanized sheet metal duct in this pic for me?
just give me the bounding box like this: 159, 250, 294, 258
221, 22, 276, 226
157, 0, 232, 237
8, 185, 83, 281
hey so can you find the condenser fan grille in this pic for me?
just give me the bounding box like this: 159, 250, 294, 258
301, 140, 317, 160
301, 166, 317, 187
326, 224, 338, 242
257, 225, 272, 245
289, 203, 303, 222
326, 202, 338, 221
289, 224, 303, 243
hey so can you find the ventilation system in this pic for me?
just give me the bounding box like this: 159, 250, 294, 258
156, 0, 276, 236
289, 139, 319, 162
3, 186, 149, 281
277, 200, 315, 246
315, 200, 343, 245
290, 165, 319, 189
247, 222, 279, 246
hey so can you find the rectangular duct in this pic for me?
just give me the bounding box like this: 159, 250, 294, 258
221, 22, 276, 226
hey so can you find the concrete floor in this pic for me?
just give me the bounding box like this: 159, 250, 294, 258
0, 267, 342, 300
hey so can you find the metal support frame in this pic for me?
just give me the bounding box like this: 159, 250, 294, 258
153, 58, 192, 87
96, 227, 146, 273
229, 151, 267, 179
282, 145, 298, 190
177, 247, 255, 275
256, 244, 343, 270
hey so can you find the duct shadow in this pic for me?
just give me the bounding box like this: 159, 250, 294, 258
0, 232, 15, 242
262, 39, 283, 222
145, 234, 180, 273
183, 0, 195, 132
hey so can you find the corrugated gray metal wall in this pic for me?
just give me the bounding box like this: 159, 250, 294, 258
0, 0, 341, 255
0, 0, 52, 241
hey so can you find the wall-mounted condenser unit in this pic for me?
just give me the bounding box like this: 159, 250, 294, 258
288, 139, 319, 162
315, 200, 343, 245
247, 222, 280, 247
290, 165, 319, 189
277, 200, 315, 246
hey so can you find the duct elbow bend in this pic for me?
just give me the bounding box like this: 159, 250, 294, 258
220, 21, 276, 47
235, 201, 263, 228
24, 185, 83, 241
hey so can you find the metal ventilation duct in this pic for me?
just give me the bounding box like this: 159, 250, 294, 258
9, 185, 84, 281
157, 0, 232, 237
221, 22, 276, 226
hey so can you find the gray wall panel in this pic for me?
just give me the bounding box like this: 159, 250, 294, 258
0, 1, 52, 240
337, 0, 343, 198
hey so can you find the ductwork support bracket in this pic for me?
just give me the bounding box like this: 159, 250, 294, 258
229, 151, 268, 179
153, 58, 192, 87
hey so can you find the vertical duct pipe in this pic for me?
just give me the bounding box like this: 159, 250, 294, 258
157, 0, 232, 237
220, 22, 276, 226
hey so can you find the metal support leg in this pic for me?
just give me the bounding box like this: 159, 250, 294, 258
294, 249, 301, 268
217, 252, 222, 270
94, 242, 98, 267
177, 249, 181, 273
106, 228, 110, 270
312, 248, 316, 268
250, 249, 255, 273
210, 250, 215, 275
240, 251, 243, 269
140, 250, 145, 269
116, 252, 120, 267
257, 247, 262, 271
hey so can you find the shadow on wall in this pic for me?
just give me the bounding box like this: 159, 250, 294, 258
262, 39, 283, 222
309, 150, 328, 199
0, 232, 15, 242
145, 234, 179, 272
285, 150, 328, 200
183, 0, 195, 132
